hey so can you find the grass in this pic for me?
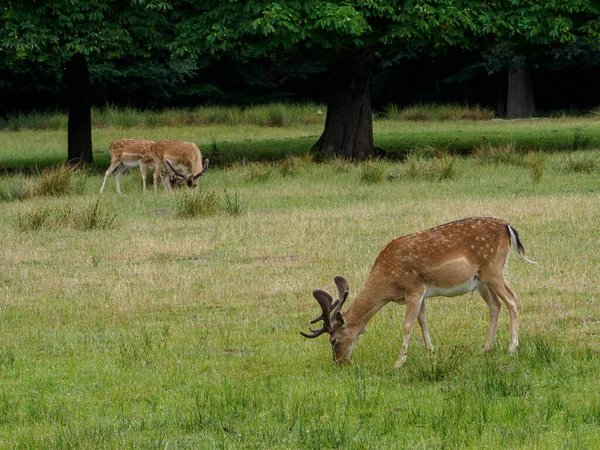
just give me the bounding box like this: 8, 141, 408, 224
0, 112, 599, 447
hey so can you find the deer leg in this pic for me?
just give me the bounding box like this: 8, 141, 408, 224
114, 164, 128, 195
100, 161, 122, 193
153, 163, 163, 194
417, 300, 433, 358
139, 163, 147, 192
487, 280, 519, 353
478, 283, 502, 351
394, 294, 424, 369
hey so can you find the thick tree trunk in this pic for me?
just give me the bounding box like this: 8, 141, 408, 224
64, 53, 93, 164
311, 48, 375, 160
506, 66, 535, 119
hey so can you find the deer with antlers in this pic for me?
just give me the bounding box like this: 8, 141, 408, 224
100, 139, 157, 194
151, 139, 209, 192
302, 217, 536, 368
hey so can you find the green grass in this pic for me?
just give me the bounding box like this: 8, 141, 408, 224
0, 115, 599, 447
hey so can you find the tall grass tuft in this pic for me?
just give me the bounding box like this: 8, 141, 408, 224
175, 189, 219, 218
242, 162, 276, 183
0, 175, 35, 202
562, 152, 598, 173
222, 189, 245, 217
37, 165, 74, 197
403, 153, 458, 181
75, 198, 118, 230
16, 207, 51, 232
359, 158, 385, 184
568, 129, 592, 151
473, 140, 523, 165
525, 151, 546, 183
407, 345, 469, 382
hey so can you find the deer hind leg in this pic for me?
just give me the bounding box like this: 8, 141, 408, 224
486, 280, 519, 353
417, 300, 433, 358
114, 164, 129, 195
478, 283, 502, 351
100, 161, 122, 193
394, 293, 424, 369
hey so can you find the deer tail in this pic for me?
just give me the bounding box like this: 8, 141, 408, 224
506, 224, 537, 264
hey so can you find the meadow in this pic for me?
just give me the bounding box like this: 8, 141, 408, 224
0, 106, 599, 448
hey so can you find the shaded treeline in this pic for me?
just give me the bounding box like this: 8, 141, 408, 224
3, 47, 599, 116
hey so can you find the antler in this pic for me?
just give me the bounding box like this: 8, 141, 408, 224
193, 159, 209, 180
165, 159, 187, 180
301, 275, 350, 338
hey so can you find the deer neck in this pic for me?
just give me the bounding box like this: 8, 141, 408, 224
342, 284, 387, 338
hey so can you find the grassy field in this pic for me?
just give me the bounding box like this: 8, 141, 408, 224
0, 115, 600, 448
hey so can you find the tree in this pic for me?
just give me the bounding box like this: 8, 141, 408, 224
478, 0, 600, 118
0, 0, 178, 163
172, 0, 488, 160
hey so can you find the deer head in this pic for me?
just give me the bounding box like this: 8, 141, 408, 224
301, 275, 362, 364
165, 159, 209, 188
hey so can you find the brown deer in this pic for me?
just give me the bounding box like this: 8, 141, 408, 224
301, 217, 536, 368
100, 139, 156, 194
151, 140, 209, 192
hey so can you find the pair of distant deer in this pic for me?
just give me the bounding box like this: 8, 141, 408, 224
99, 138, 209, 194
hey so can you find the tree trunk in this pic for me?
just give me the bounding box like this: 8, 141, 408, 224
506, 66, 535, 119
311, 48, 375, 160
64, 53, 93, 164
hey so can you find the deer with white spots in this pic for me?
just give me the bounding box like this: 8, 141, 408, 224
100, 138, 157, 194
151, 139, 209, 193
302, 217, 535, 368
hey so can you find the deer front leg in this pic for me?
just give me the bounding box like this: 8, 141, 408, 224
394, 294, 424, 369
100, 161, 121, 193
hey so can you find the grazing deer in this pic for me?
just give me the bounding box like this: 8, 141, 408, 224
100, 139, 156, 194
301, 217, 536, 368
151, 140, 209, 192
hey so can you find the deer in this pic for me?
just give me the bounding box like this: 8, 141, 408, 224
100, 138, 158, 194
301, 217, 536, 368
151, 140, 209, 192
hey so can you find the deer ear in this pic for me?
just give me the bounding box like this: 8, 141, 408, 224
334, 311, 346, 327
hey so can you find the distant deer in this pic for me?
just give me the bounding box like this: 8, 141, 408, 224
301, 217, 536, 368
151, 140, 209, 192
100, 139, 157, 194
